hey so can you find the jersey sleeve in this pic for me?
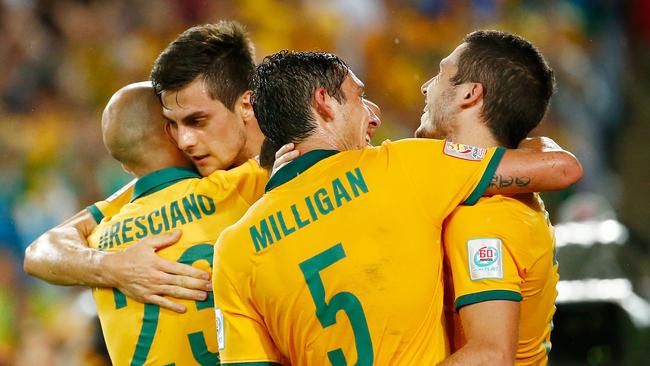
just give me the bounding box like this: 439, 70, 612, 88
86, 179, 136, 224
210, 159, 269, 206
443, 201, 524, 310
213, 238, 284, 365
387, 139, 505, 219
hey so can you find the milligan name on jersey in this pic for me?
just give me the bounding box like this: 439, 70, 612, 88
249, 167, 369, 252
98, 193, 217, 249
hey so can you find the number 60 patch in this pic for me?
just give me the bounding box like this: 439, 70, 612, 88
467, 238, 503, 280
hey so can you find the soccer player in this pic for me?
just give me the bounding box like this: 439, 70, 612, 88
430, 31, 561, 366
87, 81, 267, 365
212, 51, 582, 365
23, 21, 266, 313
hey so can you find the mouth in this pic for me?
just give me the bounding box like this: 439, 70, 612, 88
365, 134, 372, 147
191, 154, 210, 164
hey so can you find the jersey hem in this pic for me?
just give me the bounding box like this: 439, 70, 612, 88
455, 289, 522, 310
87, 204, 104, 224
463, 147, 506, 205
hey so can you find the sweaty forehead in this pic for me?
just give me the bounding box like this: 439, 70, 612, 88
347, 70, 365, 92
445, 43, 468, 67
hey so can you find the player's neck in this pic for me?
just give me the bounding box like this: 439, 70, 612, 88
294, 131, 344, 155
454, 115, 501, 149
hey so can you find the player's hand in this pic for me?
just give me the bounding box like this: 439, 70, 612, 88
101, 230, 212, 313
272, 143, 300, 176
518, 136, 561, 151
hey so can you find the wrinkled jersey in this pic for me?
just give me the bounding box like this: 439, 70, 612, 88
214, 139, 504, 365
444, 193, 558, 365
87, 160, 267, 366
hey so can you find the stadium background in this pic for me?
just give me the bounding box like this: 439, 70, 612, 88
1, 0, 649, 364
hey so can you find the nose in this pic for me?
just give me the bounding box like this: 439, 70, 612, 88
176, 125, 197, 151
364, 99, 382, 138
421, 78, 433, 95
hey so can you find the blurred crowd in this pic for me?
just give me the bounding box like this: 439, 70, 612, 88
1, 0, 649, 364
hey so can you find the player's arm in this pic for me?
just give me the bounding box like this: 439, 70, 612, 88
488, 136, 583, 195
24, 183, 212, 313
24, 208, 102, 286
439, 301, 519, 366
24, 212, 211, 313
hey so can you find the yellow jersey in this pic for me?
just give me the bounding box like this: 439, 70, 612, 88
213, 139, 505, 365
87, 178, 136, 223
443, 194, 558, 365
87, 160, 268, 366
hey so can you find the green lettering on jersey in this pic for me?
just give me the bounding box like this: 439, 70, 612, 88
304, 196, 319, 222
160, 206, 170, 231
182, 194, 202, 222
134, 215, 147, 239
332, 178, 352, 207
346, 167, 368, 197
121, 217, 134, 243
148, 210, 162, 235
314, 188, 334, 215
197, 195, 216, 215
277, 211, 296, 237
169, 200, 186, 229
99, 227, 110, 249
109, 221, 121, 248
250, 220, 274, 252
267, 214, 282, 242
291, 204, 310, 228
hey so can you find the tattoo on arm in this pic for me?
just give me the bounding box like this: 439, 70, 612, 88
490, 175, 531, 189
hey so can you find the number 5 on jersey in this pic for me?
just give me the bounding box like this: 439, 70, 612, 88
299, 243, 374, 366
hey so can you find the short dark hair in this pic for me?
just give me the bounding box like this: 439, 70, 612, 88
259, 138, 279, 171
251, 50, 349, 145
452, 30, 555, 148
150, 21, 255, 110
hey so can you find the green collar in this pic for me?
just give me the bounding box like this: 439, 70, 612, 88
131, 167, 201, 202
265, 150, 339, 192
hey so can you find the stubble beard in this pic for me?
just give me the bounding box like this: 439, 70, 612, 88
416, 89, 458, 140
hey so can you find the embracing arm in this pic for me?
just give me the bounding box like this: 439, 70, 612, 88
23, 209, 211, 313
487, 137, 583, 195
24, 209, 102, 286
439, 301, 519, 366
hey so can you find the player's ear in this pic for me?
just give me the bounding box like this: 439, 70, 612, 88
459, 82, 483, 109
164, 121, 178, 145
237, 90, 255, 124
313, 87, 335, 121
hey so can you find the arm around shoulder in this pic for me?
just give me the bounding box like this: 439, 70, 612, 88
23, 208, 107, 286
487, 137, 583, 195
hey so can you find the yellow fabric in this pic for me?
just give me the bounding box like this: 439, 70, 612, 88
214, 139, 500, 365
91, 179, 136, 220
87, 160, 268, 366
443, 193, 558, 366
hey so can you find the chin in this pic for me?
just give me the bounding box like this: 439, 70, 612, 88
197, 165, 216, 177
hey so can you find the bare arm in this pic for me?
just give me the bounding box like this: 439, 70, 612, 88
24, 209, 211, 313
439, 301, 519, 366
487, 137, 583, 195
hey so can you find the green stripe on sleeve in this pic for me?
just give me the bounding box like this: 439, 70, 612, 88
463, 147, 506, 205
113, 288, 127, 309
86, 204, 104, 224
455, 289, 522, 310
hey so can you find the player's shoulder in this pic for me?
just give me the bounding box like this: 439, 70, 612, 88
206, 159, 267, 184
379, 137, 445, 150
379, 138, 490, 162
450, 194, 547, 231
